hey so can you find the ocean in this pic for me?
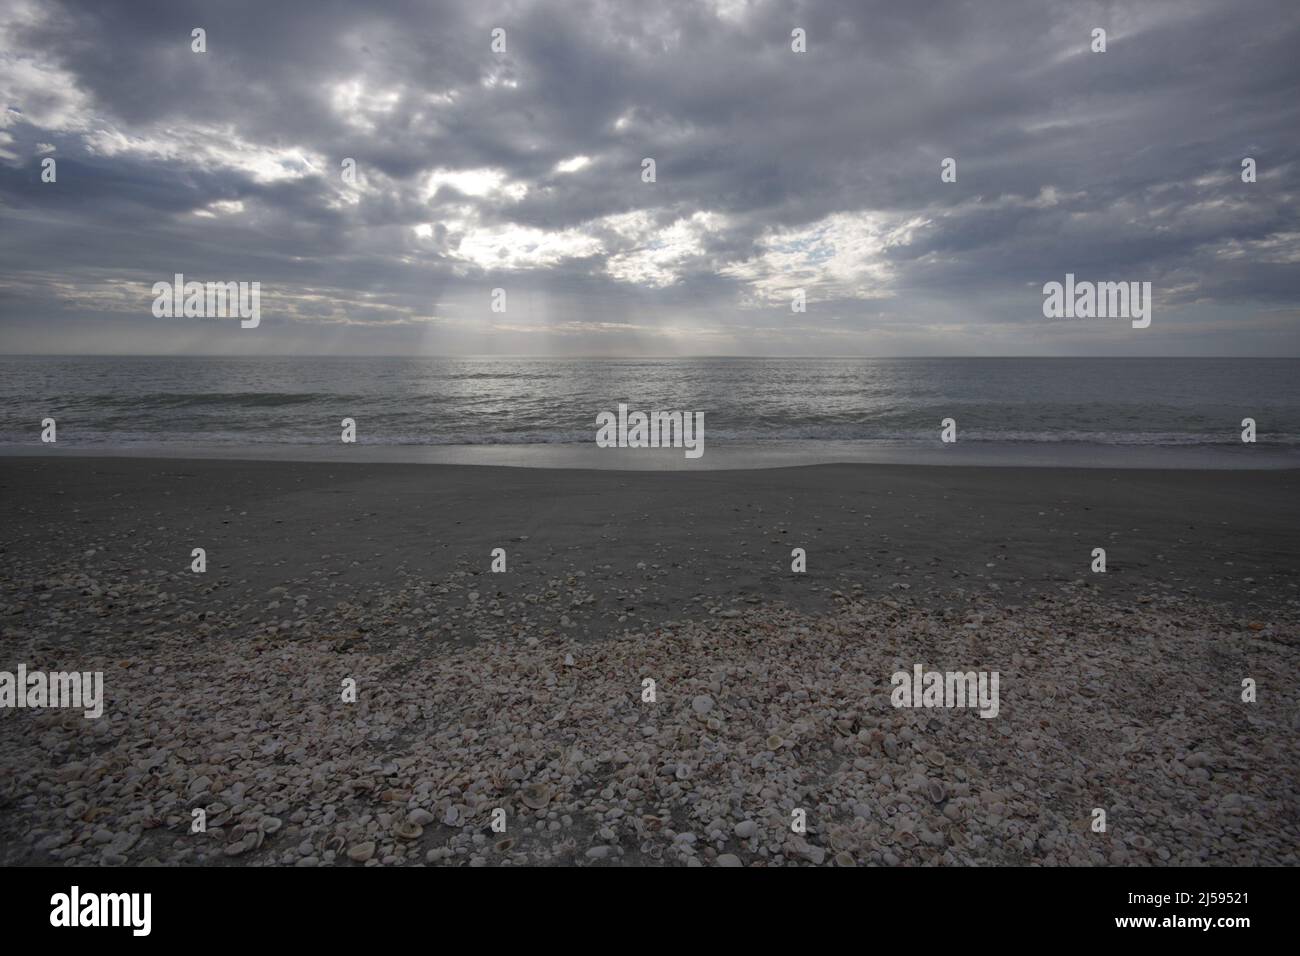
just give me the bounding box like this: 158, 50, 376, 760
2, 356, 1298, 468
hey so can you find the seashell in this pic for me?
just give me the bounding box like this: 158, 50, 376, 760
834, 851, 856, 867
766, 735, 783, 750
259, 816, 282, 834
520, 783, 552, 810
927, 781, 946, 803
925, 750, 946, 767
897, 829, 919, 848
495, 838, 514, 853
223, 832, 257, 857
827, 826, 855, 851
394, 821, 423, 841
347, 841, 375, 863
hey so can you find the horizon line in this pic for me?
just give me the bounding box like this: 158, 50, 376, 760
2, 353, 1300, 361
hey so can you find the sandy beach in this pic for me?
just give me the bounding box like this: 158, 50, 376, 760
1, 457, 1297, 866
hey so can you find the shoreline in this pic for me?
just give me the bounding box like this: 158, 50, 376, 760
3, 439, 1300, 471
4, 455, 1297, 620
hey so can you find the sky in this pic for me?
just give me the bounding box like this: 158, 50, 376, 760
1, 0, 1298, 357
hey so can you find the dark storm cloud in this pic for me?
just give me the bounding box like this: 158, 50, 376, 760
0, 0, 1297, 355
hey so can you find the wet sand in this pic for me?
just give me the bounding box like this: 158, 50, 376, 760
2, 456, 1298, 633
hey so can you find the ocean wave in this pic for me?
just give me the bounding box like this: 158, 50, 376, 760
3, 357, 1298, 451
53, 391, 348, 409
4, 428, 1298, 447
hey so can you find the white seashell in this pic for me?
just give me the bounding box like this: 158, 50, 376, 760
521, 783, 552, 810
347, 842, 375, 863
